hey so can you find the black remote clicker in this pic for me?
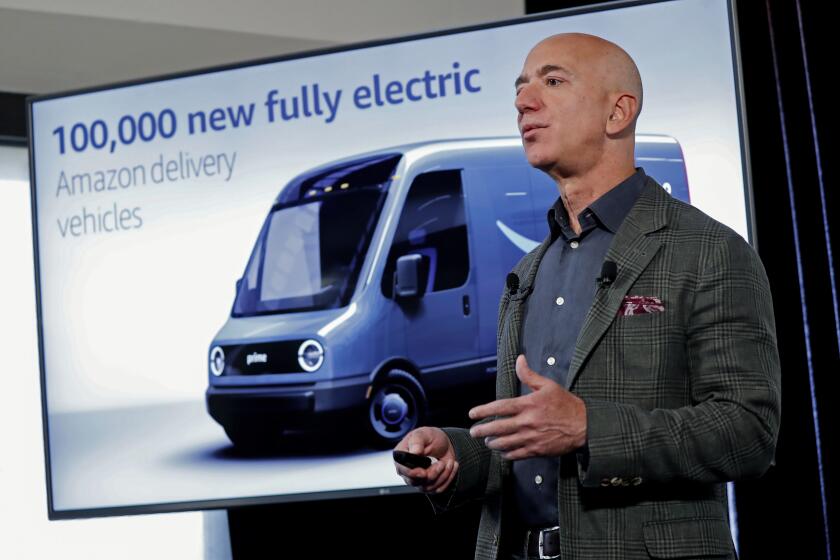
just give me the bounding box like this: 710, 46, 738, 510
393, 450, 437, 469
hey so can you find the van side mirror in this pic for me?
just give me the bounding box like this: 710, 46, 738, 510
394, 254, 429, 299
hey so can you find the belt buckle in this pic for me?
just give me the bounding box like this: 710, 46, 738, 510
538, 525, 560, 559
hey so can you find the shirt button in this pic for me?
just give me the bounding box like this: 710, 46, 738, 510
547, 356, 556, 366
570, 241, 579, 249
534, 474, 543, 485
555, 296, 565, 306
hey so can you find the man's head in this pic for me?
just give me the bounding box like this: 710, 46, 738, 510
515, 33, 643, 179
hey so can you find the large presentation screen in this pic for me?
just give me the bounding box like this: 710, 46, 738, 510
29, 0, 750, 518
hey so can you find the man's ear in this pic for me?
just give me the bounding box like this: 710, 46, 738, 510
607, 93, 638, 134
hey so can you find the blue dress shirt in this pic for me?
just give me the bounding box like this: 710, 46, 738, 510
508, 166, 648, 527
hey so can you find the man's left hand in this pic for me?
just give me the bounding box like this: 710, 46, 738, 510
468, 354, 587, 460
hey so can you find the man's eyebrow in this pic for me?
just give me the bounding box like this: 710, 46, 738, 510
514, 64, 573, 89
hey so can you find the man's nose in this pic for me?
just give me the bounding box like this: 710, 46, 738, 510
515, 83, 540, 114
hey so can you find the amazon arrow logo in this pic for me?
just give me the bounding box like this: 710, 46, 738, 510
496, 220, 540, 253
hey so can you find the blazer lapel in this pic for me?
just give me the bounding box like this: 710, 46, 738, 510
498, 230, 552, 477
565, 177, 670, 390
501, 230, 552, 400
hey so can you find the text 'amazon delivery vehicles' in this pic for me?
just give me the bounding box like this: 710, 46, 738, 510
206, 153, 403, 450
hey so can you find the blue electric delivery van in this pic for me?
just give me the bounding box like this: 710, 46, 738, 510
205, 135, 690, 449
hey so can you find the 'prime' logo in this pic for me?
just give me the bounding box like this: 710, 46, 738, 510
246, 352, 268, 366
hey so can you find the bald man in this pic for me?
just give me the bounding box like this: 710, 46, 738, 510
395, 33, 780, 560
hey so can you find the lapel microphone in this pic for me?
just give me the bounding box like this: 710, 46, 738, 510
506, 272, 533, 298
506, 272, 520, 295
597, 261, 618, 288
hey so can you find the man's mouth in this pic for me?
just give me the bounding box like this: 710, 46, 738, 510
521, 124, 546, 140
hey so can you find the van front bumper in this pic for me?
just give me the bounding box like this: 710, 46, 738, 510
206, 373, 370, 430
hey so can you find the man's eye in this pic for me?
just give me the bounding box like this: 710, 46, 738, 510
547, 78, 563, 86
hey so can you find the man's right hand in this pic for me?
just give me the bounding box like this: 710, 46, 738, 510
394, 427, 459, 494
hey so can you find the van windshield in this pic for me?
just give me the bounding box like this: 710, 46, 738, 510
232, 154, 400, 316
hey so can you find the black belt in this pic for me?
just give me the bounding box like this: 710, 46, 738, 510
506, 525, 561, 559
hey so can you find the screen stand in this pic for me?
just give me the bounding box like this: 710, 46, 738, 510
203, 510, 232, 560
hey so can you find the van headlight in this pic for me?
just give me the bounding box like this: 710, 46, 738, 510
298, 339, 324, 372
209, 346, 225, 376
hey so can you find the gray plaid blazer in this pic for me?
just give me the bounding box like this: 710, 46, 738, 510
425, 174, 781, 560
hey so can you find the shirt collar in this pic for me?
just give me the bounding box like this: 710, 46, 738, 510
547, 166, 647, 241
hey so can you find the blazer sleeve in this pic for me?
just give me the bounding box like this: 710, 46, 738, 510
423, 422, 493, 514
576, 230, 782, 488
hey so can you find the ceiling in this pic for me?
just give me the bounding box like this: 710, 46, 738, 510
0, 0, 524, 94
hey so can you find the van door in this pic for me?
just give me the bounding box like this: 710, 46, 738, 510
463, 166, 539, 364
382, 170, 480, 390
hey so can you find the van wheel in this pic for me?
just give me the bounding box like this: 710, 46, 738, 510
367, 369, 427, 449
